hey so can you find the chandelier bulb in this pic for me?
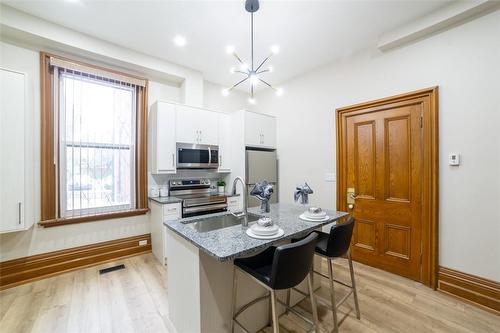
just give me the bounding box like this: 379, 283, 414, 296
270, 45, 280, 55
226, 45, 235, 55
249, 73, 259, 85
268, 65, 274, 73
221, 88, 229, 97
248, 97, 257, 105
229, 67, 236, 74
275, 87, 284, 96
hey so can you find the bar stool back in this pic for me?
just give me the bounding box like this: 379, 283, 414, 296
231, 232, 320, 333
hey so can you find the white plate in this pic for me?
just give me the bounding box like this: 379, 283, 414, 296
304, 210, 327, 218
303, 213, 327, 220
246, 228, 285, 239
299, 214, 330, 222
251, 224, 280, 235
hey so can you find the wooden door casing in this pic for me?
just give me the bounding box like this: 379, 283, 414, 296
336, 87, 439, 288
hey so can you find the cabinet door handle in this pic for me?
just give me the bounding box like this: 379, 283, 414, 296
18, 202, 22, 224
220, 155, 222, 167
172, 153, 175, 167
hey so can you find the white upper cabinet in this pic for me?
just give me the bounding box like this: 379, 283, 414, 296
150, 102, 176, 174
176, 105, 218, 145
0, 68, 31, 233
218, 114, 232, 172
244, 111, 277, 148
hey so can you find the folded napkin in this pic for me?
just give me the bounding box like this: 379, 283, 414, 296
294, 182, 313, 205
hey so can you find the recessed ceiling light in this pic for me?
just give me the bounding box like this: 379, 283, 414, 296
173, 35, 187, 47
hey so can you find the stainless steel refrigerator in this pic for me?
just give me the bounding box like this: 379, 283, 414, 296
246, 149, 278, 208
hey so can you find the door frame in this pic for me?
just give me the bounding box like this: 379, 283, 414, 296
336, 87, 439, 289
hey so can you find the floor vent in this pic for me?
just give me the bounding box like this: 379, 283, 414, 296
99, 264, 125, 275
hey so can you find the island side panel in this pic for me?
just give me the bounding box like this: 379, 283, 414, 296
166, 228, 202, 333
199, 251, 271, 333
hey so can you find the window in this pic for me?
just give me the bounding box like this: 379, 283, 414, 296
40, 53, 148, 226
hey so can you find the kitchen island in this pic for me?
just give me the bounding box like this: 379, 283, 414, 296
164, 203, 348, 333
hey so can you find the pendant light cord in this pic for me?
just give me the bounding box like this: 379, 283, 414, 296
251, 12, 254, 71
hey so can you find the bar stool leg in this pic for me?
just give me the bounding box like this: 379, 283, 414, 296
270, 290, 280, 333
230, 266, 238, 333
347, 250, 361, 319
285, 289, 291, 315
328, 258, 339, 333
307, 272, 320, 333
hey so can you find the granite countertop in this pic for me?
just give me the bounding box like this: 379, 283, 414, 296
149, 196, 183, 204
164, 203, 349, 262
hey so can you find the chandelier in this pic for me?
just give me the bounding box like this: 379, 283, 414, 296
222, 0, 283, 104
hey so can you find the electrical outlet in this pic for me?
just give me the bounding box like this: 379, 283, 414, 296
138, 239, 148, 246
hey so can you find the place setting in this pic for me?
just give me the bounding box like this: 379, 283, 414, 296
246, 216, 284, 239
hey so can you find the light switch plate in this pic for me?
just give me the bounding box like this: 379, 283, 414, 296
325, 173, 336, 182
449, 153, 460, 166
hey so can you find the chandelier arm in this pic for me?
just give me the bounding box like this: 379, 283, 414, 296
229, 77, 249, 90
256, 69, 269, 75
232, 52, 244, 64
235, 70, 249, 75
255, 54, 272, 72
258, 78, 275, 89
251, 84, 254, 98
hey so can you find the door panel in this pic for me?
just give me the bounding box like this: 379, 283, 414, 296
343, 100, 424, 282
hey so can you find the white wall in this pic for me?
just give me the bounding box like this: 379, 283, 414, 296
256, 10, 500, 281
203, 81, 250, 113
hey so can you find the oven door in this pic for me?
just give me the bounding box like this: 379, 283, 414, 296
183, 203, 228, 217
177, 143, 218, 169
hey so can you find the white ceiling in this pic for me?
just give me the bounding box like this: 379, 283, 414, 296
4, 0, 452, 89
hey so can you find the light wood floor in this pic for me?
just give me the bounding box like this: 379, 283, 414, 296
0, 253, 498, 333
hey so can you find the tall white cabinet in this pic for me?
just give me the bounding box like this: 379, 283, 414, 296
0, 68, 33, 233
149, 102, 177, 174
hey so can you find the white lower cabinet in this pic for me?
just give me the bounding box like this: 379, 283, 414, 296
150, 200, 182, 265
0, 68, 33, 233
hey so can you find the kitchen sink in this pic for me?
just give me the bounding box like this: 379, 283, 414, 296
184, 212, 262, 232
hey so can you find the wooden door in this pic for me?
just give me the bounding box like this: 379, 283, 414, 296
337, 88, 439, 287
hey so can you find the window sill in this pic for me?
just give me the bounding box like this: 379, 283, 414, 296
38, 208, 149, 228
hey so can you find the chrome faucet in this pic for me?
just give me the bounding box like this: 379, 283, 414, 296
231, 176, 248, 224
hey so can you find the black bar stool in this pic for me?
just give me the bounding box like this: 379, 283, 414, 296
289, 217, 360, 332
230, 233, 320, 333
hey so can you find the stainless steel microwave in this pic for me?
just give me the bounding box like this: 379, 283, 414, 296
177, 143, 219, 169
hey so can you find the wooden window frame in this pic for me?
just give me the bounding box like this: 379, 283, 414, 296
39, 52, 149, 227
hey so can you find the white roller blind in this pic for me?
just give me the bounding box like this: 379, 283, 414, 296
50, 57, 146, 87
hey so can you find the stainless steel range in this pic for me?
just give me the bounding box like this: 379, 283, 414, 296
169, 179, 227, 217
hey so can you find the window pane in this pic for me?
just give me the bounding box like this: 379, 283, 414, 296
62, 74, 134, 145
65, 146, 132, 212
60, 72, 135, 216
